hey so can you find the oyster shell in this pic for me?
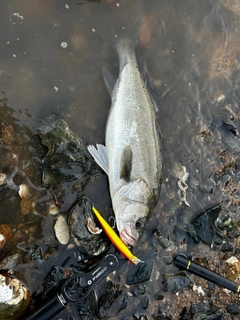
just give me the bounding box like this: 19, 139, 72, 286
68, 197, 107, 256
0, 224, 12, 249
87, 218, 102, 234
0, 273, 30, 319
54, 215, 70, 245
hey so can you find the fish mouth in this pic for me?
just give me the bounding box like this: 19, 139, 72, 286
120, 226, 137, 247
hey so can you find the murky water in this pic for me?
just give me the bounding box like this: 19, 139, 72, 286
1, 0, 240, 319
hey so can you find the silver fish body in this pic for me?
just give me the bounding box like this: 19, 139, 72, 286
88, 41, 162, 246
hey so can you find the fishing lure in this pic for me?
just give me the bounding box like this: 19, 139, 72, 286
92, 206, 143, 265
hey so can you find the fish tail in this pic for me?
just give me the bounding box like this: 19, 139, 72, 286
116, 39, 137, 71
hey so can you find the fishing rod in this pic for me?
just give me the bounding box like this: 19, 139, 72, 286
174, 254, 240, 294
22, 206, 144, 320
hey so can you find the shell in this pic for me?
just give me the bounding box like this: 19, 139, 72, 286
20, 197, 35, 215
1, 123, 14, 146
87, 218, 102, 234
18, 184, 30, 198
0, 273, 30, 319
0, 173, 6, 186
48, 203, 59, 215
54, 215, 70, 245
0, 224, 12, 249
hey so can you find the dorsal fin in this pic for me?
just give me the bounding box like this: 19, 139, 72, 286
120, 146, 133, 181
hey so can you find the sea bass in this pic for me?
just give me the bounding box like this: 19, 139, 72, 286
88, 40, 162, 246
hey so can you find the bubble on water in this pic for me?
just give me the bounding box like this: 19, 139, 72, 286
61, 42, 68, 48
10, 13, 24, 24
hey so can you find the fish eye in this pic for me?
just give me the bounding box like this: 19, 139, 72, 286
135, 219, 144, 229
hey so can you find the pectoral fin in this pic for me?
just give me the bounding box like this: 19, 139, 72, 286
120, 146, 133, 182
103, 67, 117, 97
87, 144, 109, 175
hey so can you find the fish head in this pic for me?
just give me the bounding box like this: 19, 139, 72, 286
112, 178, 154, 246
117, 201, 149, 246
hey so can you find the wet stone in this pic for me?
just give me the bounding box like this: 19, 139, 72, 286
43, 266, 73, 295
140, 296, 149, 310
158, 237, 172, 249
152, 306, 172, 320
162, 272, 190, 292
133, 284, 146, 296
37, 115, 100, 210
191, 204, 221, 245
179, 307, 190, 320
133, 312, 148, 320
190, 302, 224, 320
213, 232, 223, 246
98, 281, 126, 319
192, 313, 224, 320
126, 259, 153, 285
173, 222, 199, 244
226, 303, 240, 315
154, 293, 164, 300
220, 241, 233, 252
162, 256, 172, 265
77, 290, 97, 319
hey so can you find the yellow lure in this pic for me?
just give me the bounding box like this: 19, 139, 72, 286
92, 206, 141, 265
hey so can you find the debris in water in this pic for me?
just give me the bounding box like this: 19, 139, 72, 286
172, 163, 189, 206
60, 42, 68, 48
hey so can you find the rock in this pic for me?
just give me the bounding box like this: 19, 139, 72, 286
226, 303, 240, 315
126, 259, 153, 285
37, 115, 100, 211
191, 204, 221, 245
225, 256, 240, 281
162, 272, 190, 292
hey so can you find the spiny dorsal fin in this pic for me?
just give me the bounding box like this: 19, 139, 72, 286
120, 145, 133, 181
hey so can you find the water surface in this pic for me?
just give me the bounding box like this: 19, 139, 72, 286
1, 1, 240, 319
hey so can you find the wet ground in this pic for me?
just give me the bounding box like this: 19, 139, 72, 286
1, 0, 240, 319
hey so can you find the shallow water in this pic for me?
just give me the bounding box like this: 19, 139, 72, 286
1, 0, 240, 319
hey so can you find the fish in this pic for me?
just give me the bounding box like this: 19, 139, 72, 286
87, 40, 162, 246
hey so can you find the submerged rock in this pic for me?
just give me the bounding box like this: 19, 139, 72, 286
191, 203, 221, 245
38, 115, 99, 187
126, 259, 153, 285
98, 281, 127, 319
37, 115, 100, 211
